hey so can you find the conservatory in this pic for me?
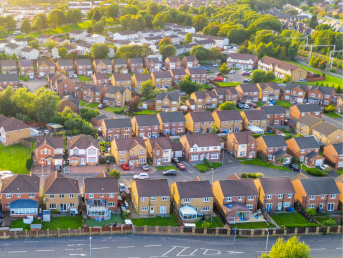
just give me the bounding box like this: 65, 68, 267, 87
86, 199, 111, 220
179, 205, 197, 221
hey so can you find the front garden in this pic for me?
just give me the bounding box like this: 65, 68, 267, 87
155, 165, 177, 171
239, 158, 291, 172
216, 82, 240, 87
84, 215, 124, 227
195, 217, 223, 228
77, 75, 91, 82
195, 162, 223, 172
233, 221, 274, 229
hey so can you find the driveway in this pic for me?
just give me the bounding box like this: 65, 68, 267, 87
22, 77, 48, 93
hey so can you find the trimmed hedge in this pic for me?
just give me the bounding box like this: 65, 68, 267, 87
306, 168, 326, 176
26, 158, 33, 170
204, 158, 213, 168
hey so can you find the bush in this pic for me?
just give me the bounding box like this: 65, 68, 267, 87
140, 97, 147, 101
321, 218, 337, 227
26, 158, 33, 170
204, 158, 213, 168
241, 172, 248, 178
106, 155, 115, 163
123, 211, 129, 219
306, 168, 326, 176
329, 68, 336, 73
305, 208, 317, 216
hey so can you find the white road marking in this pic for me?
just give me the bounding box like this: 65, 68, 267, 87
69, 254, 87, 256
92, 247, 109, 250
201, 248, 222, 255
190, 249, 198, 256
228, 251, 245, 254
37, 250, 55, 252
68, 244, 77, 246
8, 251, 27, 253
118, 246, 134, 248
161, 246, 178, 257
256, 251, 270, 253
176, 247, 190, 256
144, 245, 161, 247
336, 248, 343, 250
310, 248, 326, 251
65, 249, 75, 251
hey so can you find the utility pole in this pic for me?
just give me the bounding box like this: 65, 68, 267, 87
301, 44, 336, 62
329, 50, 343, 68
265, 229, 269, 253
89, 237, 92, 258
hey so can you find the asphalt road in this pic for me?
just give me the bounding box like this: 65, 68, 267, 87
0, 234, 341, 258
321, 114, 343, 129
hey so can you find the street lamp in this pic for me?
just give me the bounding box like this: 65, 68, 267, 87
211, 168, 213, 184
265, 228, 269, 253
90, 236, 92, 258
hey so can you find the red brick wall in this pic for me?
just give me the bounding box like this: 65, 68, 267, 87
1, 193, 39, 211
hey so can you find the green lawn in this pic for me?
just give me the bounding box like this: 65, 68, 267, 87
239, 158, 291, 172
15, 21, 93, 39
41, 215, 83, 230
131, 214, 179, 227
271, 212, 317, 228
31, 141, 36, 151
337, 169, 343, 175
233, 222, 273, 229
324, 112, 342, 119
217, 82, 240, 87
301, 165, 326, 176
11, 219, 41, 231
108, 74, 112, 78
77, 75, 91, 81
196, 217, 223, 228
104, 106, 127, 113
314, 217, 338, 227
85, 103, 100, 108
275, 101, 292, 108
155, 165, 177, 171
84, 215, 124, 227
133, 110, 160, 115
195, 162, 223, 172
19, 76, 29, 81
0, 144, 31, 174
271, 78, 283, 83
256, 102, 264, 107
80, 100, 87, 106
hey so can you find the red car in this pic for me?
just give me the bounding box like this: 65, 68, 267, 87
241, 71, 250, 76
213, 76, 224, 82
37, 75, 42, 79
177, 163, 186, 170
249, 103, 257, 108
121, 163, 130, 170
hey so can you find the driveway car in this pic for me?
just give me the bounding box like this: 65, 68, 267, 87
98, 103, 106, 109
73, 74, 78, 79
172, 158, 179, 164
237, 103, 245, 109
229, 70, 235, 74
213, 76, 224, 82
249, 103, 257, 108
119, 183, 126, 193
122, 163, 130, 170
133, 173, 149, 180
213, 63, 219, 67
243, 78, 251, 83
290, 164, 300, 171
241, 71, 250, 76
177, 163, 186, 170
163, 169, 176, 176
55, 165, 61, 172
141, 163, 149, 171
320, 164, 330, 170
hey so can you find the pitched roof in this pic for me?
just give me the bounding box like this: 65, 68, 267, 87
36, 136, 63, 150
166, 56, 180, 63
84, 173, 118, 194
332, 143, 343, 155
192, 91, 217, 99
1, 173, 40, 193
175, 181, 213, 198
37, 59, 55, 67
335, 175, 343, 182
1, 60, 16, 66
37, 34, 53, 38
0, 117, 30, 132
260, 105, 286, 115
258, 177, 295, 194
94, 72, 110, 80
305, 151, 321, 159
182, 133, 221, 148
259, 56, 281, 66
0, 74, 19, 82
313, 121, 340, 135
213, 110, 243, 121
276, 61, 301, 72
218, 179, 258, 196
299, 178, 340, 195
226, 173, 241, 180
134, 73, 152, 81
237, 83, 260, 92
103, 118, 132, 129
94, 58, 112, 65
5, 43, 20, 49
133, 114, 159, 126
261, 135, 287, 147
232, 131, 254, 144
242, 110, 268, 120
156, 93, 180, 101
227, 53, 258, 61
294, 103, 322, 113
75, 59, 92, 65
292, 136, 319, 149
297, 114, 322, 127
310, 86, 334, 95
44, 171, 79, 194
170, 68, 187, 76
187, 111, 214, 122
19, 60, 33, 66
258, 82, 280, 90
135, 179, 169, 197
152, 70, 172, 79
291, 172, 308, 181
57, 59, 73, 66
113, 137, 145, 151
128, 58, 142, 64
183, 56, 198, 62
285, 83, 308, 92
147, 137, 172, 150
112, 73, 131, 81
158, 112, 186, 123
83, 84, 105, 93
61, 95, 80, 107
186, 67, 207, 74
67, 134, 100, 149
112, 58, 127, 65
105, 86, 127, 95
93, 115, 107, 121
119, 30, 137, 35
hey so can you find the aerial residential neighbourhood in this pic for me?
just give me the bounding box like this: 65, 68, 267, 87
0, 0, 342, 256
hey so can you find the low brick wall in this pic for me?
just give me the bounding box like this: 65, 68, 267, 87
306, 77, 326, 82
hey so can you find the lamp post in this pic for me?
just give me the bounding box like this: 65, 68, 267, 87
265, 228, 269, 253
90, 236, 92, 258
211, 168, 213, 184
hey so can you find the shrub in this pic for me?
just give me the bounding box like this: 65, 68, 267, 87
241, 172, 248, 178
321, 218, 337, 227
109, 169, 121, 179
305, 208, 317, 216
329, 68, 336, 73
106, 155, 115, 163
256, 172, 264, 178
248, 173, 257, 179
306, 168, 326, 176
26, 158, 33, 170
204, 158, 213, 168
123, 211, 129, 219
283, 105, 290, 109
140, 97, 147, 101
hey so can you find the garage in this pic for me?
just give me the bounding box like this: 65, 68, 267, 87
29, 73, 34, 79
55, 159, 63, 166
315, 159, 323, 166
171, 142, 183, 158
262, 97, 268, 101
297, 98, 303, 103
39, 72, 45, 76
172, 151, 183, 158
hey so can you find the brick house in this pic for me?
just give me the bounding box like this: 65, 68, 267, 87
56, 59, 75, 77
289, 103, 322, 119
19, 60, 34, 78
292, 178, 340, 212
335, 176, 343, 207
181, 56, 199, 69
91, 115, 107, 127
102, 118, 132, 141
74, 59, 93, 76
308, 86, 335, 106
0, 173, 40, 217
132, 115, 160, 138
323, 143, 343, 169
190, 91, 217, 111
296, 114, 323, 136
171, 180, 214, 218
254, 177, 295, 212
0, 74, 19, 89
59, 95, 81, 114
185, 68, 208, 84
0, 117, 31, 146
36, 137, 64, 166
110, 73, 132, 87
226, 131, 257, 159
145, 137, 172, 166
67, 134, 100, 166
256, 135, 291, 164
37, 60, 55, 77
185, 111, 215, 134
165, 56, 181, 70
93, 59, 112, 73
84, 172, 119, 216
286, 136, 323, 166
83, 84, 107, 103
235, 84, 260, 103
257, 105, 287, 126
275, 61, 307, 81
226, 53, 258, 69
132, 73, 152, 91
169, 68, 187, 84
103, 86, 131, 107
151, 71, 173, 89
257, 56, 281, 73
240, 110, 268, 131
282, 83, 309, 103
155, 93, 180, 112
93, 72, 110, 85
212, 179, 258, 221
127, 58, 144, 73
145, 57, 162, 72
44, 171, 79, 212
157, 112, 186, 136
336, 97, 343, 113
112, 58, 128, 74
180, 133, 221, 162
211, 87, 239, 104
111, 137, 147, 166
1, 60, 17, 74
212, 110, 243, 133
256, 82, 280, 102
131, 179, 170, 216
55, 77, 76, 97
312, 121, 343, 145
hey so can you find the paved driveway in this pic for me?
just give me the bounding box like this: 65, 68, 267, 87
22, 78, 48, 93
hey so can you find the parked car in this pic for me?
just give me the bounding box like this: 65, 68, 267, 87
13, 31, 21, 35
161, 67, 166, 71
320, 164, 330, 170
163, 169, 176, 176
73, 74, 78, 79
270, 99, 276, 104
215, 72, 222, 76
141, 163, 149, 171
98, 103, 106, 109
243, 104, 250, 109
290, 164, 300, 171
229, 70, 235, 74
249, 103, 257, 108
0, 212, 4, 219
237, 103, 245, 109
241, 71, 250, 76
243, 78, 251, 83
172, 158, 179, 164
213, 63, 219, 67
121, 163, 130, 170
203, 66, 210, 71
177, 163, 186, 170
119, 183, 126, 193
55, 165, 61, 172
266, 101, 273, 106
213, 76, 224, 82
37, 75, 42, 79
133, 173, 149, 180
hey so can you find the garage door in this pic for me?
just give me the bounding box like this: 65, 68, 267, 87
262, 97, 267, 101
55, 159, 62, 166
315, 159, 323, 166
174, 151, 182, 158
297, 98, 303, 103
39, 72, 45, 76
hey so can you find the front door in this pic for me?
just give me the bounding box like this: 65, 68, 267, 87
200, 154, 204, 161
150, 206, 154, 214
47, 159, 51, 165
249, 151, 253, 159
60, 203, 67, 212
266, 203, 272, 211
172, 129, 175, 135
157, 159, 161, 165
277, 203, 282, 211
81, 158, 85, 165
129, 160, 134, 166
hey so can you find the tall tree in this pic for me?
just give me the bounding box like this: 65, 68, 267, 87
147, 2, 159, 16
90, 43, 109, 59
192, 14, 208, 31
158, 37, 172, 47
309, 15, 318, 29
219, 63, 230, 75
92, 9, 102, 22
288, 42, 298, 61
159, 45, 176, 59
48, 9, 67, 28
20, 20, 31, 34
32, 13, 47, 31
0, 86, 16, 117
93, 21, 105, 34
0, 27, 8, 39
58, 47, 68, 58
141, 80, 154, 98
218, 101, 236, 110
67, 9, 82, 25
106, 3, 120, 19
33, 88, 60, 123
179, 75, 201, 95
190, 45, 209, 60
152, 13, 165, 29
45, 39, 59, 49
184, 33, 192, 44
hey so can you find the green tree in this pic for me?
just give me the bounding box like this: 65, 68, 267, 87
142, 68, 149, 74
67, 9, 82, 25
144, 14, 154, 28
158, 37, 172, 47
90, 43, 109, 59
106, 3, 120, 19
218, 101, 236, 110
80, 108, 100, 122
259, 236, 311, 258
20, 19, 31, 34
159, 45, 176, 59
12, 53, 18, 62
120, 15, 131, 30
283, 75, 291, 83
287, 42, 298, 61
264, 71, 275, 82
141, 79, 154, 98
109, 169, 122, 179
251, 70, 266, 83
255, 42, 267, 59
0, 86, 16, 117
0, 26, 9, 39
45, 39, 58, 49
152, 13, 165, 29
202, 23, 221, 36
4, 16, 17, 31
190, 45, 209, 60
92, 9, 102, 22
128, 96, 140, 113
184, 33, 192, 45
309, 15, 318, 29
86, 8, 95, 20
153, 88, 162, 96
192, 14, 208, 31
58, 47, 68, 58
29, 41, 39, 50
147, 2, 159, 16
179, 75, 201, 95
219, 63, 230, 75
48, 9, 67, 28
208, 47, 222, 60
93, 21, 105, 34
33, 88, 60, 123
285, 9, 298, 15
227, 27, 248, 44
32, 13, 47, 31
309, 56, 319, 68
318, 59, 327, 70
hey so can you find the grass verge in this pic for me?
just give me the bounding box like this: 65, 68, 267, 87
217, 82, 240, 87
104, 106, 127, 113
324, 112, 342, 119
155, 165, 177, 171
195, 162, 223, 172
85, 103, 100, 108
239, 158, 291, 171
275, 101, 292, 108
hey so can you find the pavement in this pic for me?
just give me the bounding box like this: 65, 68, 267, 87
22, 77, 48, 93
0, 234, 341, 258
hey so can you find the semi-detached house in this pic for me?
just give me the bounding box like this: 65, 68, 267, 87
67, 134, 100, 166
145, 137, 172, 166
226, 131, 257, 159
111, 137, 147, 166
212, 110, 243, 133
226, 53, 258, 69
283, 83, 309, 104
157, 111, 186, 136
155, 93, 180, 112
0, 116, 31, 146
131, 115, 160, 138
102, 118, 132, 141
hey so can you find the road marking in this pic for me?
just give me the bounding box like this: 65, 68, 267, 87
92, 247, 109, 250
65, 249, 75, 250
118, 246, 134, 248
228, 251, 245, 254
176, 247, 190, 256
69, 254, 87, 256
336, 248, 343, 250
310, 248, 326, 251
144, 245, 161, 247
161, 246, 178, 257
200, 248, 222, 255
8, 251, 27, 253
37, 250, 55, 252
